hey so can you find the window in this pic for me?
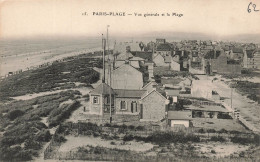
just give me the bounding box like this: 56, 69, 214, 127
131, 101, 137, 113
93, 96, 99, 104
120, 101, 127, 110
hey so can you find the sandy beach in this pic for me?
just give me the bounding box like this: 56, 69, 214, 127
0, 38, 102, 77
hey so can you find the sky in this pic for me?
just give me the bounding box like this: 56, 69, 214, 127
1, 0, 260, 40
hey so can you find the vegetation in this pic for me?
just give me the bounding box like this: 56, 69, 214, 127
0, 90, 81, 161
0, 57, 101, 99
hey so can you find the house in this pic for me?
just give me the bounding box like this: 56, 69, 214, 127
185, 105, 230, 119
153, 53, 168, 67
129, 56, 145, 69
142, 81, 158, 94
89, 83, 116, 115
210, 50, 241, 74
165, 89, 180, 103
111, 64, 143, 90
252, 49, 260, 69
140, 90, 168, 121
170, 59, 180, 71
156, 43, 172, 57
114, 89, 146, 115
244, 49, 260, 69
156, 38, 166, 44
114, 51, 133, 68
167, 111, 192, 128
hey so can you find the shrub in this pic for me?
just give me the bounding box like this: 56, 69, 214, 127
207, 129, 216, 133
210, 136, 226, 142
211, 150, 216, 154
123, 135, 134, 142
136, 126, 145, 131
218, 129, 228, 134
128, 125, 135, 130
104, 123, 111, 127
35, 130, 51, 142
110, 141, 116, 145
7, 109, 25, 120
198, 128, 205, 133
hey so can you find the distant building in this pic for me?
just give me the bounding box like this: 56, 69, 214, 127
156, 38, 166, 44
156, 43, 172, 57
244, 49, 260, 69
211, 51, 241, 74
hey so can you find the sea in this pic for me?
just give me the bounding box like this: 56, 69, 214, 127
0, 37, 103, 77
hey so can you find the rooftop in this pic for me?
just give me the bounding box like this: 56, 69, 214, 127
185, 105, 229, 112
89, 83, 115, 95
114, 89, 147, 98
168, 111, 192, 120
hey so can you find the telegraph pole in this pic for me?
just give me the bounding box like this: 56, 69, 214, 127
102, 34, 106, 83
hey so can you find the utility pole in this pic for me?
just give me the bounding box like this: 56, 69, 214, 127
109, 59, 112, 123
102, 34, 106, 83
107, 25, 112, 123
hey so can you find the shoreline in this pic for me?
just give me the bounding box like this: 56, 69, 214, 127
0, 47, 102, 78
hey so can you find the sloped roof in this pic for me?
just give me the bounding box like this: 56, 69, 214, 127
168, 111, 192, 120
129, 56, 145, 61
232, 47, 243, 53
142, 81, 158, 89
114, 89, 147, 98
164, 56, 172, 63
116, 52, 133, 60
165, 89, 180, 96
185, 105, 229, 112
89, 83, 115, 95
131, 51, 153, 62
140, 90, 166, 100
157, 43, 172, 51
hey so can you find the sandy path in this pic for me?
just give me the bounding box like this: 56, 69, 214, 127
196, 75, 260, 133
58, 136, 154, 152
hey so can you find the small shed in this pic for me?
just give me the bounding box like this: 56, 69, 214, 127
167, 111, 192, 128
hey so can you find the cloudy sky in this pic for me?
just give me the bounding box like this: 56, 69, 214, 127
1, 0, 260, 39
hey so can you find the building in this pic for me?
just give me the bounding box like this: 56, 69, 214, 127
186, 105, 230, 119
167, 111, 192, 128
111, 64, 143, 90
244, 49, 260, 69
153, 53, 168, 67
89, 83, 116, 115
129, 56, 145, 69
211, 51, 241, 74
156, 43, 172, 57
140, 90, 168, 121
156, 38, 166, 44
114, 89, 146, 115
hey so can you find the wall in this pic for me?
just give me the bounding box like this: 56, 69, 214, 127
89, 94, 103, 115
115, 97, 141, 115
170, 120, 190, 127
111, 64, 143, 89
141, 91, 166, 121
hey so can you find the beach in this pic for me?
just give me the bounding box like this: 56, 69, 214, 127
0, 38, 102, 77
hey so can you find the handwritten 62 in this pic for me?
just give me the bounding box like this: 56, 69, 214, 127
248, 2, 259, 13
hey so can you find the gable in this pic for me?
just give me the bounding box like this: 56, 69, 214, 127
141, 90, 166, 101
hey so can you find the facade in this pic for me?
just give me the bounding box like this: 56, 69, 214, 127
153, 53, 168, 67
167, 111, 192, 128
244, 49, 260, 69
114, 89, 146, 115
89, 83, 116, 115
140, 90, 168, 121
211, 51, 241, 74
